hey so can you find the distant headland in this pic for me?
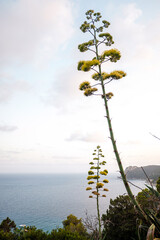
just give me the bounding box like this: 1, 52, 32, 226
125, 165, 160, 182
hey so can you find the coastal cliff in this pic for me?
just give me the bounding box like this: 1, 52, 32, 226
125, 165, 160, 182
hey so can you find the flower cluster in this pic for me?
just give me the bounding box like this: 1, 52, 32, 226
78, 10, 126, 100
78, 40, 94, 52
86, 146, 109, 198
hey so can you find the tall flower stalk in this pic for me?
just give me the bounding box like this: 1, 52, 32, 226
86, 146, 109, 240
78, 10, 145, 218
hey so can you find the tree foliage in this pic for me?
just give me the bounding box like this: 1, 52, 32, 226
136, 188, 157, 213
156, 177, 160, 193
102, 195, 147, 240
0, 217, 16, 233
50, 228, 88, 240
62, 214, 87, 236
0, 215, 89, 240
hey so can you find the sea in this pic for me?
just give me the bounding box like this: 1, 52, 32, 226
0, 173, 146, 232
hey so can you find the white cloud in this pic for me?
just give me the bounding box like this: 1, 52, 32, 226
0, 73, 30, 102
66, 131, 106, 142
42, 64, 84, 112
105, 3, 160, 132
0, 125, 18, 132
110, 3, 154, 62
0, 0, 74, 67
0, 1, 160, 173
123, 3, 142, 25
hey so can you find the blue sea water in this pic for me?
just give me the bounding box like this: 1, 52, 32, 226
0, 173, 146, 232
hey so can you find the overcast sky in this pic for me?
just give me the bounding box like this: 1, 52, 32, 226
0, 0, 160, 173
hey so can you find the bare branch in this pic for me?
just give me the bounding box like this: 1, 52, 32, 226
119, 176, 143, 191
141, 167, 154, 189
101, 58, 110, 64
149, 132, 160, 141
91, 83, 101, 87
97, 39, 106, 46
104, 79, 113, 85
82, 210, 99, 232
127, 180, 144, 191
87, 47, 96, 54
92, 93, 102, 96
90, 67, 99, 74
88, 29, 95, 37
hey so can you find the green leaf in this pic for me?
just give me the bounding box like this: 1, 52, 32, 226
145, 184, 160, 198
146, 224, 155, 240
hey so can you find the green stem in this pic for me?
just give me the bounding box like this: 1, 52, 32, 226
93, 25, 102, 240
96, 194, 101, 239
92, 24, 146, 218
102, 92, 141, 210
96, 148, 101, 240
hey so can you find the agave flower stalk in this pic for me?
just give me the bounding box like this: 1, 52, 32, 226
78, 10, 146, 218
86, 146, 109, 240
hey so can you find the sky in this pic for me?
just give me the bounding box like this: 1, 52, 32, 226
0, 0, 160, 173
